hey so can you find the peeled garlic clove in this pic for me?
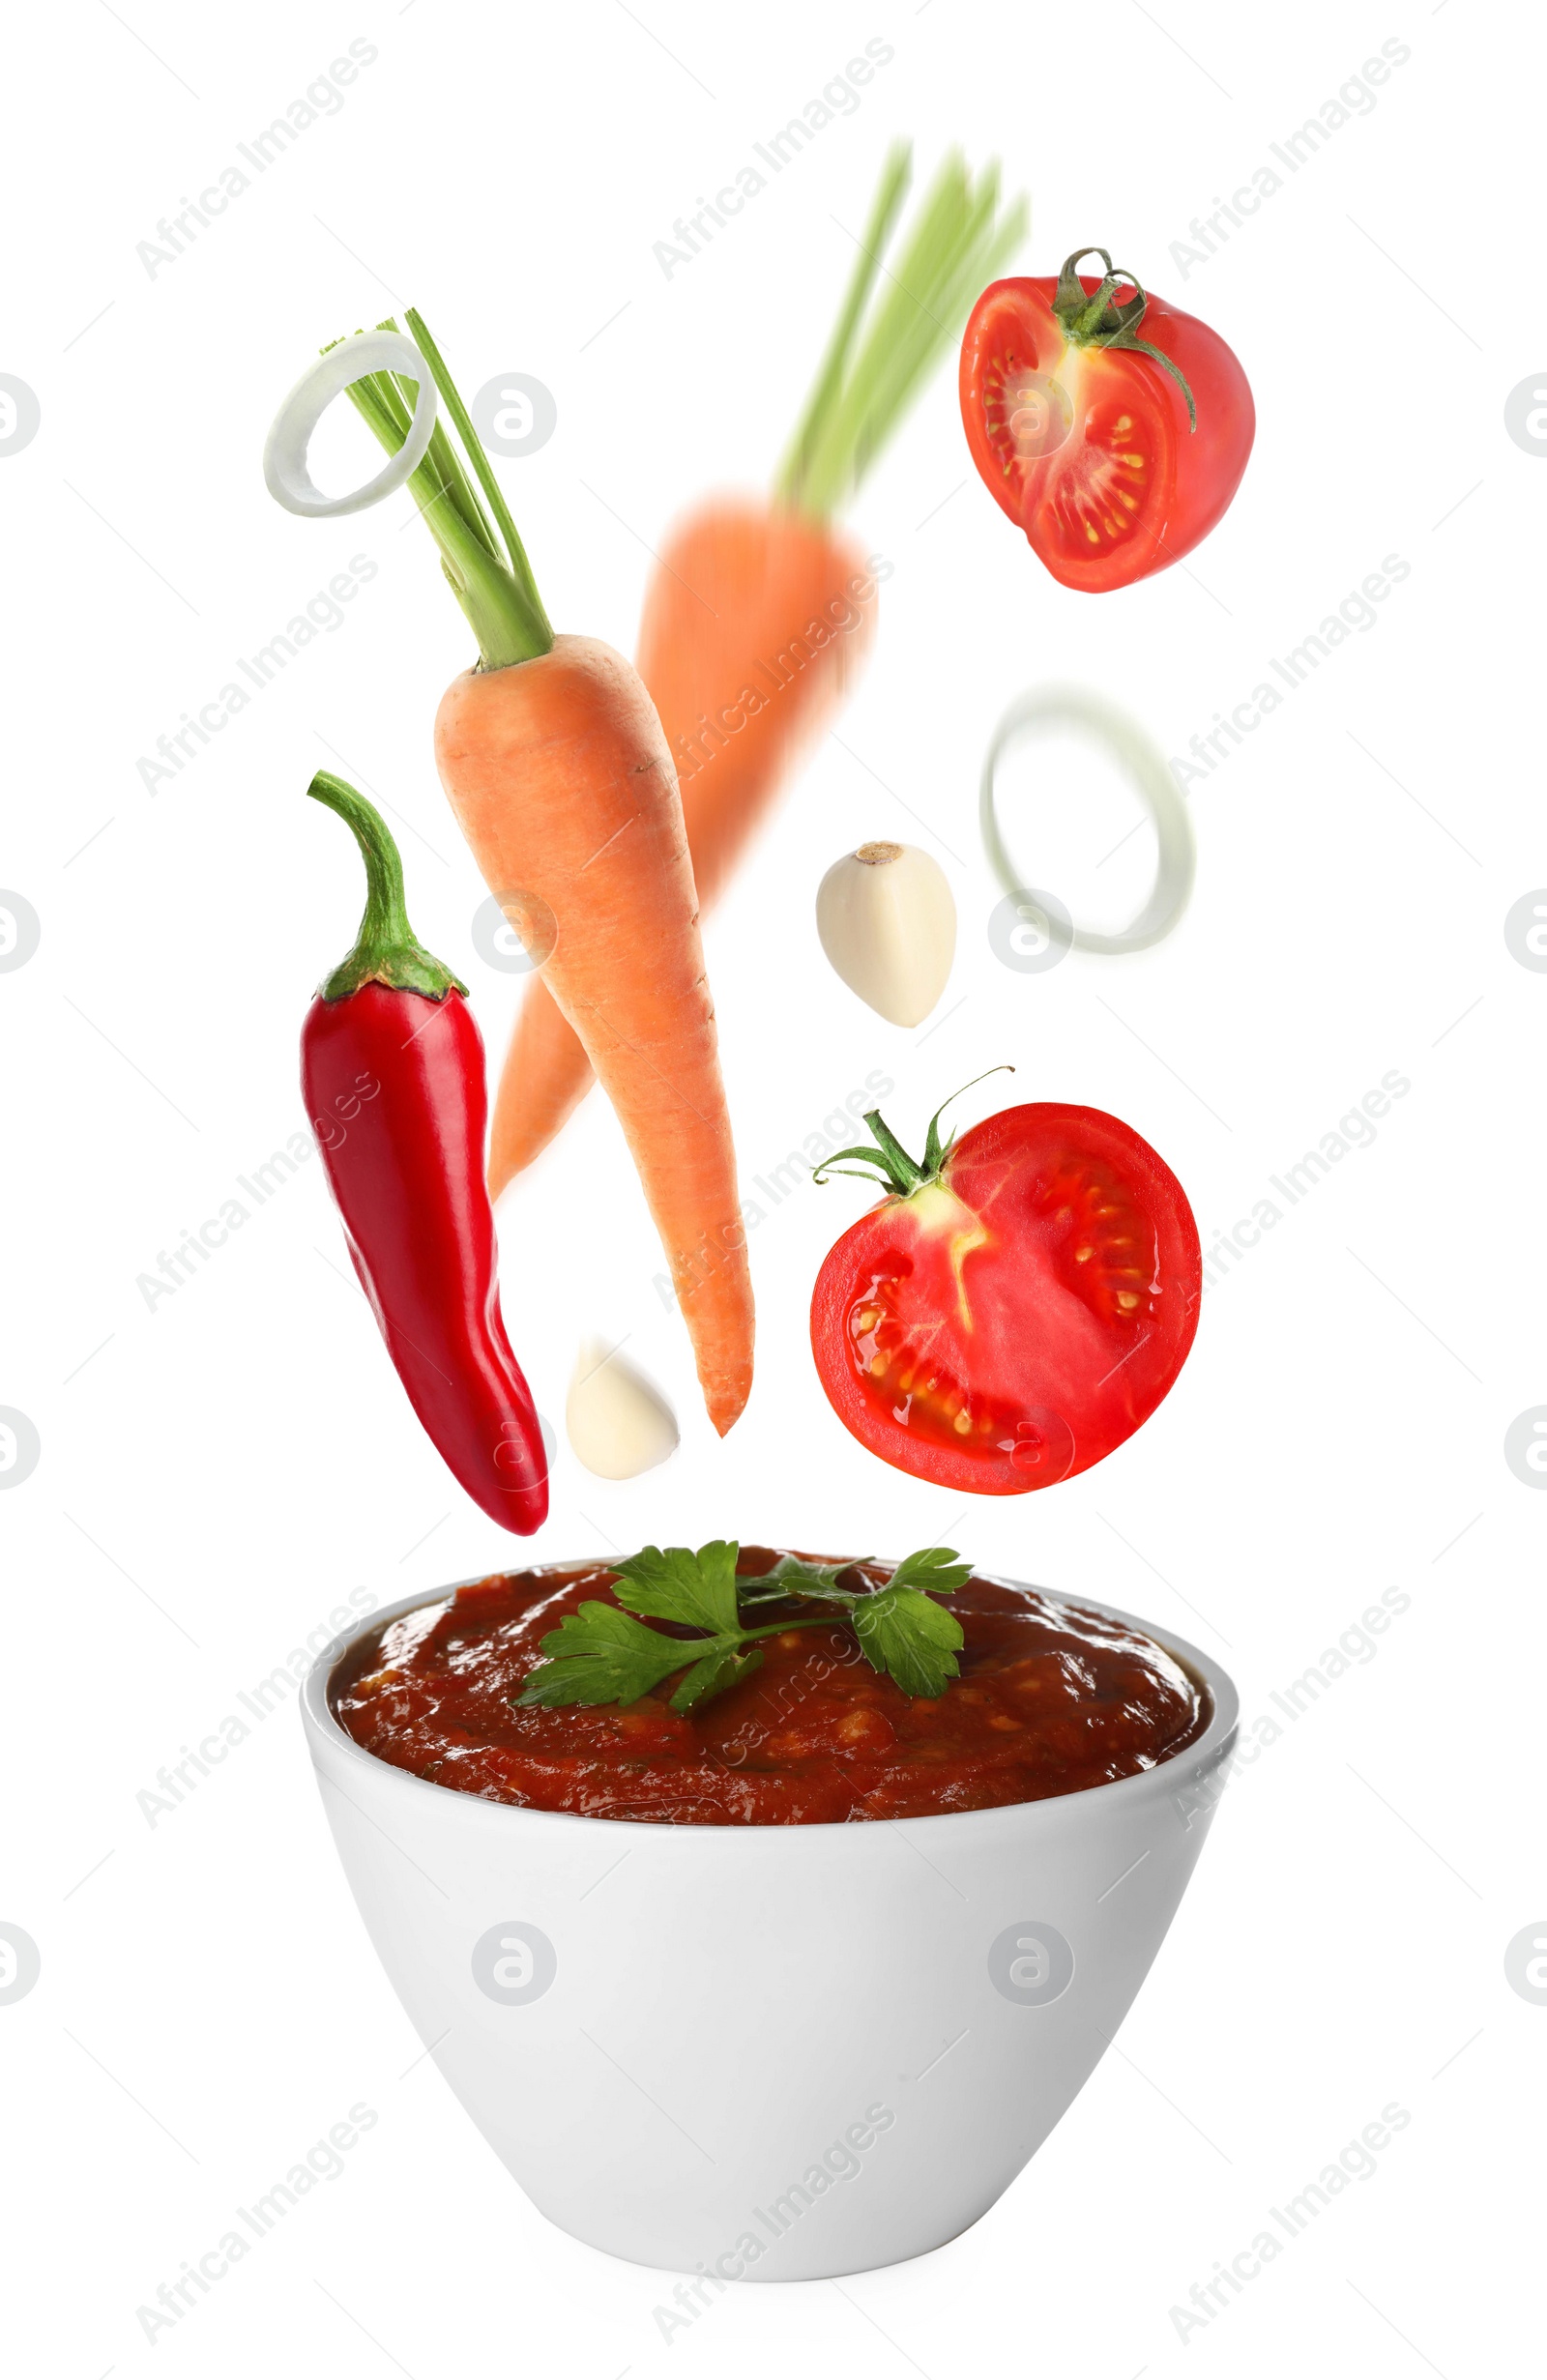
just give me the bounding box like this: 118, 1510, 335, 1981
566, 1337, 679, 1480
815, 840, 956, 1027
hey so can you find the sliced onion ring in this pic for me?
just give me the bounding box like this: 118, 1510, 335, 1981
980, 685, 1195, 955
262, 330, 436, 519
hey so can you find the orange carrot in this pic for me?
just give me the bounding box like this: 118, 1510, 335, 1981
436, 638, 752, 1432
329, 311, 753, 1433
487, 144, 1025, 1195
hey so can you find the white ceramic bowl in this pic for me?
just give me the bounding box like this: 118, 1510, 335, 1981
302, 1577, 1238, 2280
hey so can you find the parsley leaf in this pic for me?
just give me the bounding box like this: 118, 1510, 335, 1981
514, 1602, 703, 1708
736, 1553, 865, 1606
670, 1642, 764, 1713
514, 1543, 975, 1713
852, 1584, 965, 1699
887, 1546, 972, 1598
610, 1541, 742, 1636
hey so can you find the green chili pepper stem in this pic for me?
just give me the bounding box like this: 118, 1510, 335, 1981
307, 769, 468, 1002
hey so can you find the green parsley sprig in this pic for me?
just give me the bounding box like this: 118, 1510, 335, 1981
515, 1544, 971, 1715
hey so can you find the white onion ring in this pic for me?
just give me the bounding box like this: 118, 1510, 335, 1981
262, 331, 437, 518
980, 685, 1195, 954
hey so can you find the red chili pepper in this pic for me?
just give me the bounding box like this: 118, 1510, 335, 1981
301, 770, 548, 1533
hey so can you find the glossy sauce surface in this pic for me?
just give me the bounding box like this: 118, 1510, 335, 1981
332, 1550, 1211, 1825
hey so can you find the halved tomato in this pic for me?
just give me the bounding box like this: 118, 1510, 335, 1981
810, 1089, 1201, 1495
960, 249, 1254, 592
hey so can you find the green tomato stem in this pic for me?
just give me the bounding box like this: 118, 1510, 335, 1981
812, 1069, 1015, 1197
1052, 247, 1197, 432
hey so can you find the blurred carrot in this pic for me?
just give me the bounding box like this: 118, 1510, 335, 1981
488, 145, 1026, 1195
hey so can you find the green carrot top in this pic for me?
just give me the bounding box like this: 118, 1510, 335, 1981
336, 307, 553, 672
776, 143, 1027, 520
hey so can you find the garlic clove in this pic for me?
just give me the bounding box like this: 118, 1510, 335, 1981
566, 1337, 679, 1480
815, 840, 956, 1028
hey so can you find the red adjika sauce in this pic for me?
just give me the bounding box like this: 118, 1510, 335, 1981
332, 1551, 1210, 1825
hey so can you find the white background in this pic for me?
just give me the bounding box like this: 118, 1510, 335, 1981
2, 0, 1541, 2370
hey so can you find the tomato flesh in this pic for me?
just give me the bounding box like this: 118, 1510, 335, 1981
960, 275, 1254, 593
811, 1104, 1200, 1495
1029, 386, 1171, 577
972, 302, 1077, 501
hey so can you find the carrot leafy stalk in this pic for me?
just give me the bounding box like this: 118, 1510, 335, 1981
776, 142, 1028, 521
516, 1543, 971, 1713
329, 308, 552, 670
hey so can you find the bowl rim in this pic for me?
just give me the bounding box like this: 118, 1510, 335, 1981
301, 1566, 1240, 1842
